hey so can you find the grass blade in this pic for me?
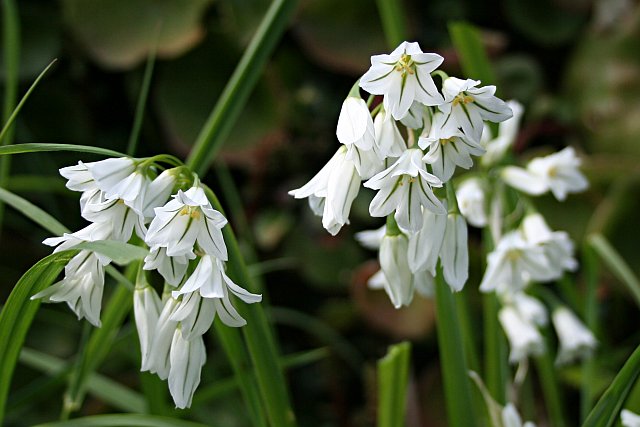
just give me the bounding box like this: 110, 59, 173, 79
588, 233, 640, 308
448, 22, 496, 84
583, 343, 640, 427
74, 240, 149, 266
0, 143, 125, 158
127, 35, 158, 156
19, 347, 145, 413
374, 0, 409, 48
34, 414, 210, 427
581, 243, 600, 421
377, 342, 411, 427
434, 273, 477, 427
534, 349, 567, 427
0, 187, 68, 235
0, 250, 75, 423
186, 0, 299, 175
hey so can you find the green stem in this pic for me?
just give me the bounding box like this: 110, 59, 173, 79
482, 293, 507, 403
186, 0, 298, 175
126, 43, 157, 156
434, 271, 477, 427
374, 0, 408, 49
534, 349, 567, 427
580, 243, 600, 422
377, 342, 411, 427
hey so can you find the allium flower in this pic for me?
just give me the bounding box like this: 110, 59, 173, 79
400, 101, 429, 129
143, 297, 179, 377
407, 209, 446, 274
456, 178, 487, 228
378, 233, 414, 308
521, 213, 577, 278
142, 169, 178, 220
622, 409, 640, 427
134, 284, 162, 369
145, 186, 228, 259
336, 96, 375, 151
81, 189, 147, 241
479, 231, 551, 296
32, 251, 106, 327
499, 305, 545, 363
439, 77, 513, 142
168, 329, 206, 409
502, 147, 588, 201
289, 146, 361, 235
360, 41, 444, 120
502, 403, 537, 427
508, 292, 548, 327
440, 213, 469, 291
419, 112, 485, 182
354, 225, 386, 250
552, 306, 597, 365
373, 109, 407, 158
481, 100, 524, 167
365, 148, 445, 231
85, 157, 137, 196
59, 161, 98, 192
143, 246, 194, 287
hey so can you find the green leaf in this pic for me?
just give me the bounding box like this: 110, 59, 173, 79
0, 187, 68, 235
377, 342, 411, 427
19, 347, 145, 413
0, 250, 75, 423
34, 414, 211, 427
185, 0, 299, 175
448, 22, 496, 85
74, 240, 149, 266
0, 143, 126, 158
583, 343, 640, 427
588, 233, 640, 308
374, 0, 408, 48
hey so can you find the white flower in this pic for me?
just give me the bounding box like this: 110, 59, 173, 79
373, 109, 406, 158
172, 255, 262, 303
170, 291, 216, 339
43, 221, 113, 264
145, 186, 228, 259
407, 209, 446, 274
365, 148, 445, 232
622, 409, 640, 427
289, 146, 361, 235
479, 231, 551, 296
552, 306, 597, 365
355, 225, 386, 250
399, 101, 429, 129
80, 189, 147, 241
85, 157, 137, 196
32, 251, 106, 327
440, 213, 468, 291
499, 305, 545, 363
143, 246, 194, 287
360, 41, 444, 120
143, 297, 179, 378
481, 100, 524, 166
439, 77, 513, 142
419, 112, 485, 182
456, 178, 487, 228
142, 169, 177, 220
508, 292, 548, 327
502, 147, 588, 201
502, 403, 536, 427
345, 143, 385, 180
521, 213, 577, 278
104, 170, 150, 214
134, 285, 162, 369
379, 233, 414, 308
59, 161, 97, 192
336, 96, 375, 151
168, 329, 206, 409
368, 267, 434, 299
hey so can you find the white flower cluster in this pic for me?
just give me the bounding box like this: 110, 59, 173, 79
33, 157, 260, 408
290, 41, 513, 307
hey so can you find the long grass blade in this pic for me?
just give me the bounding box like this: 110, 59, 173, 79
186, 0, 299, 175
374, 0, 409, 48
448, 22, 496, 84
34, 414, 211, 427
0, 187, 67, 235
581, 243, 600, 421
0, 143, 126, 158
0, 250, 75, 423
377, 342, 411, 427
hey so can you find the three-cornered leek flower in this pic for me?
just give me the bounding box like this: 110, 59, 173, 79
552, 306, 597, 365
455, 178, 488, 228
359, 41, 444, 120
499, 305, 545, 363
621, 409, 640, 427
365, 148, 445, 232
439, 77, 513, 142
378, 233, 415, 308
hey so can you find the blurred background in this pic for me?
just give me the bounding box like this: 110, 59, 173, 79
1, 0, 640, 425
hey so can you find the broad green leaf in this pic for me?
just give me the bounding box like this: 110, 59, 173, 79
583, 344, 640, 427
0, 251, 74, 423
0, 143, 125, 158
0, 187, 67, 235
19, 347, 145, 413
377, 342, 411, 427
34, 414, 210, 427
75, 240, 149, 266
62, 0, 213, 70
448, 22, 495, 85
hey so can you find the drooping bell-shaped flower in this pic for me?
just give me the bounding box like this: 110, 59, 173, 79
134, 284, 162, 369
378, 232, 414, 308
59, 161, 98, 192
145, 186, 228, 259
143, 246, 194, 287
336, 96, 375, 151
439, 77, 513, 142
289, 146, 361, 235
168, 329, 206, 409
502, 403, 537, 427
501, 147, 588, 201
142, 169, 178, 220
373, 109, 407, 158
419, 112, 485, 182
481, 100, 524, 167
143, 297, 179, 378
499, 305, 545, 363
407, 209, 446, 274
85, 157, 137, 196
365, 148, 445, 232
440, 213, 469, 292
360, 41, 444, 120
456, 178, 487, 228
521, 213, 577, 279
552, 306, 597, 365
621, 409, 640, 427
